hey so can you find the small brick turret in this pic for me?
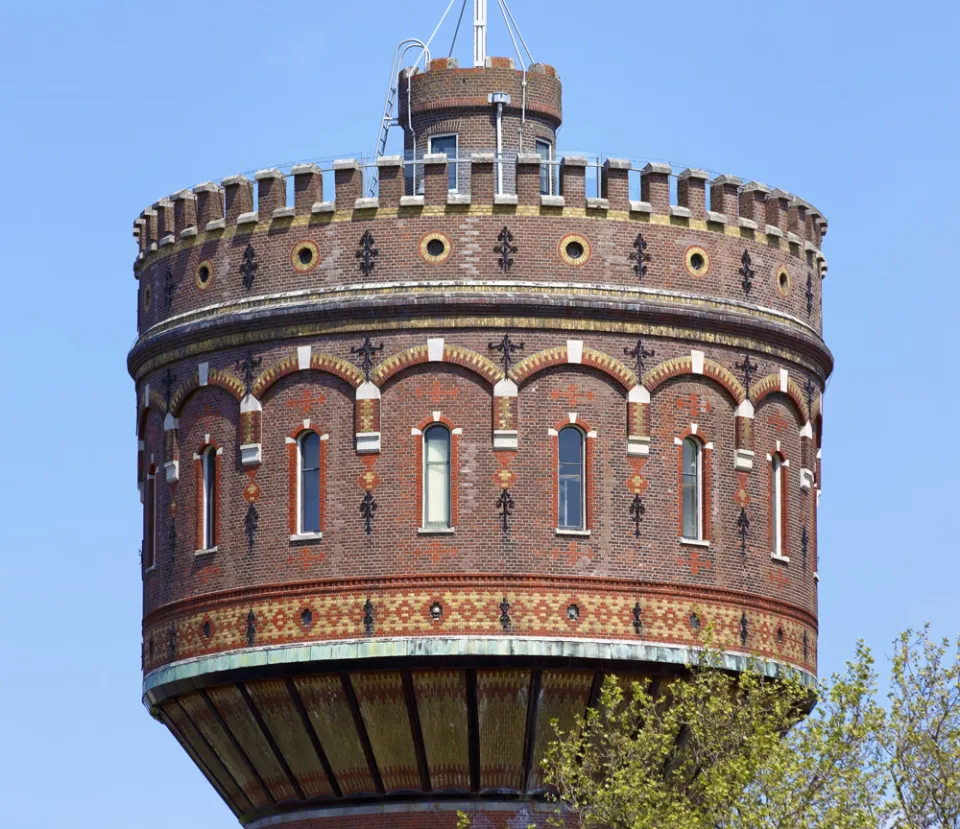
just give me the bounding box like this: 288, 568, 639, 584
129, 34, 831, 829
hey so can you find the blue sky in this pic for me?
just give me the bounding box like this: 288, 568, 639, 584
0, 1, 957, 826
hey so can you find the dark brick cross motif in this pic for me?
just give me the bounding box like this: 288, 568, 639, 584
768, 411, 792, 434
675, 394, 712, 418
550, 384, 594, 407
416, 381, 459, 406
287, 389, 326, 415
678, 550, 711, 576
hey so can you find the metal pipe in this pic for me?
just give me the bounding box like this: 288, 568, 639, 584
496, 101, 504, 194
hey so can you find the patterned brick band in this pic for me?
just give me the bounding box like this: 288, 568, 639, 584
142, 578, 816, 676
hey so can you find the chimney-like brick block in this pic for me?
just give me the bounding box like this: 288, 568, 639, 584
677, 168, 709, 217
333, 159, 363, 211
133, 217, 146, 253
172, 190, 197, 236
788, 197, 806, 238
739, 181, 771, 224
422, 153, 449, 206
516, 153, 542, 205
143, 209, 158, 247
375, 156, 404, 207
222, 175, 254, 224
560, 156, 587, 203
291, 163, 322, 214
254, 169, 286, 217
155, 198, 175, 241
766, 189, 791, 234
470, 153, 495, 203
710, 175, 742, 217
601, 158, 631, 211
193, 182, 224, 228
429, 57, 459, 71
640, 163, 671, 214
807, 208, 824, 246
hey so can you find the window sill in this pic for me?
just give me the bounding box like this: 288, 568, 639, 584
194, 547, 218, 557
679, 537, 710, 548
770, 553, 791, 564
418, 527, 455, 535
144, 564, 157, 574
290, 532, 323, 542
556, 528, 591, 537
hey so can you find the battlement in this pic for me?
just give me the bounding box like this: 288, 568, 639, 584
133, 155, 828, 269
397, 56, 562, 124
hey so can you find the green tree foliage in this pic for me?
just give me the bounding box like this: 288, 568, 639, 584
535, 628, 959, 829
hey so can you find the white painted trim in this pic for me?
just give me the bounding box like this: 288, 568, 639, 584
734, 449, 755, 471
164, 460, 179, 483
356, 381, 380, 400
411, 428, 423, 436
418, 527, 456, 535
193, 546, 218, 557
770, 553, 791, 564
240, 444, 262, 466
355, 432, 381, 454
779, 368, 789, 392
493, 430, 518, 450
800, 468, 814, 490
198, 362, 209, 386
432, 410, 441, 422
691, 350, 705, 374
297, 345, 311, 370
679, 537, 710, 548
164, 413, 178, 431
547, 428, 559, 437
290, 532, 323, 542
800, 421, 813, 438
736, 399, 755, 418
493, 378, 518, 397
556, 528, 591, 537
427, 337, 445, 362
627, 435, 650, 456
566, 339, 583, 364
628, 385, 650, 404
240, 394, 261, 413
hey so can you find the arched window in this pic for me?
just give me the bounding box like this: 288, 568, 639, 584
299, 431, 321, 534
423, 424, 451, 528
772, 453, 784, 556
201, 446, 217, 550
144, 465, 156, 570
681, 437, 702, 540
558, 426, 585, 530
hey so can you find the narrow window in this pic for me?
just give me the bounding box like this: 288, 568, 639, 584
772, 453, 783, 555
558, 427, 585, 530
536, 139, 553, 195
144, 467, 156, 569
299, 432, 321, 534
429, 134, 458, 191
423, 425, 451, 528
682, 437, 702, 540
202, 446, 217, 550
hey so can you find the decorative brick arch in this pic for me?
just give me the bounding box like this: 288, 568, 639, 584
252, 350, 363, 399
373, 342, 503, 387
170, 366, 244, 416
643, 355, 746, 405
510, 345, 637, 390
138, 388, 168, 438
752, 373, 809, 424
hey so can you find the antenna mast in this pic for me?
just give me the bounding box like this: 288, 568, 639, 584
473, 0, 487, 67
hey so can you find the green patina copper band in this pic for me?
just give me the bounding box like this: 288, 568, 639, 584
143, 635, 818, 705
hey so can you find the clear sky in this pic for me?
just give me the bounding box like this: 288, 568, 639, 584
0, 1, 957, 826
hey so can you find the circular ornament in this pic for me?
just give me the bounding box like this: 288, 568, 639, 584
776, 265, 791, 296
418, 232, 453, 264
195, 259, 214, 290
291, 240, 320, 273
558, 233, 592, 267
684, 245, 710, 277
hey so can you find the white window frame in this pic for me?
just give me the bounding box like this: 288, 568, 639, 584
557, 426, 586, 532
298, 431, 322, 536
429, 133, 459, 192
682, 437, 703, 541
536, 138, 553, 196
144, 468, 157, 571
772, 454, 783, 556
422, 424, 452, 530
201, 446, 217, 551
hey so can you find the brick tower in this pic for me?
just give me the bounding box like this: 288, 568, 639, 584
130, 8, 830, 827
